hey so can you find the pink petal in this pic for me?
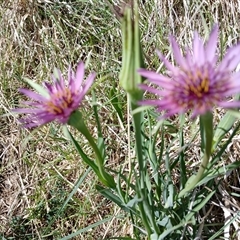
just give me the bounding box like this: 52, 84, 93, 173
81, 72, 96, 96
13, 108, 43, 114
138, 99, 162, 106
205, 24, 218, 62
170, 36, 188, 69
19, 88, 46, 102
156, 50, 178, 74
138, 69, 171, 82
193, 31, 205, 65
75, 62, 85, 90
218, 101, 240, 108
138, 84, 164, 95
219, 44, 240, 71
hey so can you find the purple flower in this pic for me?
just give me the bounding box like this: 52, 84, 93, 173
138, 25, 240, 118
14, 62, 95, 128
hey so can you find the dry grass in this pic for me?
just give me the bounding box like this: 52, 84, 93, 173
1, 0, 240, 239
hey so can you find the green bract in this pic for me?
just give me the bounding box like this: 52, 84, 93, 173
119, 1, 144, 101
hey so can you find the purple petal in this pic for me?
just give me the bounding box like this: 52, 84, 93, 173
205, 24, 218, 62
19, 88, 47, 101
155, 98, 180, 108
138, 99, 162, 106
68, 65, 73, 81
13, 108, 43, 114
54, 69, 65, 91
185, 49, 193, 66
44, 82, 54, 93
164, 107, 184, 116
156, 50, 178, 74
170, 36, 188, 69
22, 115, 55, 128
193, 31, 205, 65
68, 66, 76, 92
75, 62, 85, 90
20, 101, 45, 107
146, 82, 173, 91
229, 72, 240, 87
160, 110, 179, 119
81, 72, 96, 96
138, 82, 173, 93
138, 69, 171, 83
222, 74, 240, 95
192, 105, 209, 117
50, 75, 57, 85
218, 101, 240, 108
218, 44, 240, 71
138, 84, 164, 95
65, 107, 74, 116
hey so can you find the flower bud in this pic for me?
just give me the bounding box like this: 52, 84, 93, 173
119, 1, 144, 101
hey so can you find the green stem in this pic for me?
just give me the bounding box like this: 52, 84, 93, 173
130, 98, 152, 238
131, 96, 160, 237
68, 111, 115, 188
69, 111, 103, 163
179, 112, 213, 197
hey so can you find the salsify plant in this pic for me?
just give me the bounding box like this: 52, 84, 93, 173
13, 1, 240, 240
14, 62, 115, 188
138, 23, 240, 198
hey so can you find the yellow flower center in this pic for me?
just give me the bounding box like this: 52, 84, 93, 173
183, 68, 210, 98
46, 89, 73, 114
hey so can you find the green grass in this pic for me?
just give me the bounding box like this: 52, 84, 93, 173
1, 0, 240, 239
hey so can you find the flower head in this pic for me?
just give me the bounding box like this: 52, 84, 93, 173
138, 25, 240, 118
14, 62, 95, 128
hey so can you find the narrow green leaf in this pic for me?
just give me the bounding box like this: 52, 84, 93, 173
64, 124, 116, 188
59, 167, 91, 213
159, 191, 215, 239
184, 191, 215, 222
197, 161, 240, 186
179, 114, 187, 188
62, 126, 100, 178
211, 122, 240, 166
67, 113, 116, 188
158, 222, 187, 240
131, 106, 152, 116
150, 233, 159, 240
92, 90, 106, 160
116, 172, 127, 203
53, 67, 61, 79
109, 88, 124, 122
126, 195, 142, 208
208, 212, 240, 240
213, 111, 237, 150
96, 185, 129, 212
59, 216, 113, 240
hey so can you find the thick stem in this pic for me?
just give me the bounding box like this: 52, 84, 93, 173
130, 98, 152, 236
179, 112, 213, 197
